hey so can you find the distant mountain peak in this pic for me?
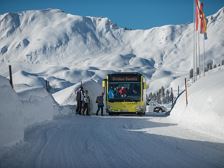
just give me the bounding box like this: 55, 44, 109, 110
0, 7, 223, 91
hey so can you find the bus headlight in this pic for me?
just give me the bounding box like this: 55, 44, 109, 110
107, 105, 111, 110
136, 106, 144, 112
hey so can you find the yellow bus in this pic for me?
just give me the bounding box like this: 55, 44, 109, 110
102, 72, 148, 115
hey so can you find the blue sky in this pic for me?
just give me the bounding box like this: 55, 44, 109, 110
1, 0, 224, 29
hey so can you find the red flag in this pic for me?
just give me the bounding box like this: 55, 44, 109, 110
199, 2, 207, 34
195, 0, 200, 31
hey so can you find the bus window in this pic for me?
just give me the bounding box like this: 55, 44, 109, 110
108, 82, 141, 102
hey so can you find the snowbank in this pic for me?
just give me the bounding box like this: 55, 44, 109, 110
0, 76, 24, 147
170, 69, 224, 139
53, 79, 104, 114
18, 87, 59, 127
0, 74, 60, 147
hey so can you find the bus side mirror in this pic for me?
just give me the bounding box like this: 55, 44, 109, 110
144, 82, 149, 89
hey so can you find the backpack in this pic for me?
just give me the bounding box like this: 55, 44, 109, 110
76, 90, 81, 101
96, 96, 99, 103
96, 96, 103, 105
84, 95, 90, 104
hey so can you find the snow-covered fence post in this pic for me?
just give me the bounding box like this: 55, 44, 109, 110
185, 78, 188, 106
9, 65, 13, 89
45, 80, 50, 92
171, 87, 174, 107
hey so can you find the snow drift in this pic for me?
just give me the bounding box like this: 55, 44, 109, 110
170, 68, 224, 139
0, 74, 59, 147
18, 87, 59, 127
0, 76, 24, 147
53, 78, 104, 114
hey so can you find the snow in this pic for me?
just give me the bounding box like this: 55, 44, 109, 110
0, 76, 24, 147
0, 75, 59, 147
170, 68, 224, 139
13, 70, 46, 92
53, 78, 104, 114
0, 8, 224, 93
1, 116, 224, 168
0, 6, 224, 168
1, 67, 224, 167
18, 87, 58, 127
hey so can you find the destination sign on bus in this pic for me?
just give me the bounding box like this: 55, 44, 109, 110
109, 74, 141, 82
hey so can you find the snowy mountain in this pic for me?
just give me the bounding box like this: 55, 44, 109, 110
0, 7, 224, 93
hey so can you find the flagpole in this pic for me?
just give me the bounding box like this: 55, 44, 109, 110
201, 0, 207, 77
194, 25, 198, 81
198, 29, 201, 77
194, 0, 207, 79
203, 34, 205, 76
193, 0, 196, 82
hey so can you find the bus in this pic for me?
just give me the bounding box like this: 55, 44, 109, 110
102, 72, 148, 115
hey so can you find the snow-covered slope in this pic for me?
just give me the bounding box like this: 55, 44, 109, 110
170, 68, 224, 139
0, 7, 224, 93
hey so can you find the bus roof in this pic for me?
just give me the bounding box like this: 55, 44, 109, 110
108, 72, 142, 76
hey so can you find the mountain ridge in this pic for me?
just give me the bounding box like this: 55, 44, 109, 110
0, 7, 224, 91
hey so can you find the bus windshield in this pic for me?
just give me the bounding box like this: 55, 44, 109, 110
108, 82, 141, 102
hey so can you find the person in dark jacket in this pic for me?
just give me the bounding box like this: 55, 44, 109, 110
96, 92, 104, 116
76, 86, 84, 114
82, 90, 90, 115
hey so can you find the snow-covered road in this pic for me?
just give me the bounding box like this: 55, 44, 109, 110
1, 115, 224, 168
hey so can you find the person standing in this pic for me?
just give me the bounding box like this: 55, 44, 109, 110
96, 92, 104, 116
82, 90, 90, 115
108, 87, 114, 99
119, 86, 127, 97
76, 86, 84, 115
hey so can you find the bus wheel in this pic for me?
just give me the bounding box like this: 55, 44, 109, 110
109, 112, 119, 116
137, 112, 145, 116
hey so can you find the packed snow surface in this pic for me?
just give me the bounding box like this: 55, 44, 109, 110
0, 116, 224, 168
